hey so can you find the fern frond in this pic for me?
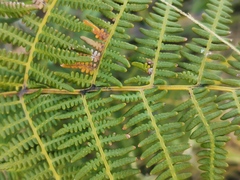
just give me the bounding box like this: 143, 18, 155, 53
0, 23, 34, 51
21, 13, 42, 33
177, 71, 198, 84
57, 0, 113, 11
179, 0, 234, 86
127, 0, 185, 86
54, 0, 148, 86
45, 93, 137, 179
111, 92, 141, 103
0, 129, 37, 160
39, 26, 91, 54
97, 72, 122, 87
0, 91, 135, 179
25, 94, 66, 116
34, 43, 92, 64
175, 88, 239, 179
0, 95, 21, 114
0, 75, 23, 91
22, 163, 53, 180
86, 0, 149, 86
112, 88, 191, 179
104, 50, 130, 67
44, 95, 82, 112
124, 76, 150, 85
29, 63, 74, 91
0, 112, 26, 139
54, 71, 92, 88
48, 9, 92, 32
1, 0, 239, 179
0, 147, 44, 170
0, 49, 27, 74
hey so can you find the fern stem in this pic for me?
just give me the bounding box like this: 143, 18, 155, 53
139, 89, 178, 180
161, 0, 240, 55
22, 0, 58, 88
91, 0, 129, 84
2, 85, 239, 96
19, 96, 61, 180
189, 89, 215, 180
82, 96, 114, 180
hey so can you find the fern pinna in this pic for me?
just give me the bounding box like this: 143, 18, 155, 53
0, 0, 240, 180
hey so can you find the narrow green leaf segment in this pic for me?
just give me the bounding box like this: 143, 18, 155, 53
139, 89, 178, 180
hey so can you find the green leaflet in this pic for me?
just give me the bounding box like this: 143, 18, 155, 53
29, 63, 75, 91
34, 43, 92, 64
0, 23, 34, 51
0, 75, 23, 91
39, 26, 91, 53
57, 0, 113, 11
49, 9, 92, 32
0, 1, 37, 18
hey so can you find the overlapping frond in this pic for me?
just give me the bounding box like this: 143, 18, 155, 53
178, 0, 235, 85
47, 0, 150, 87
174, 88, 239, 179
0, 0, 150, 90
0, 90, 139, 179
40, 92, 137, 179
0, 1, 97, 91
112, 88, 191, 180
126, 0, 185, 86
81, 0, 150, 86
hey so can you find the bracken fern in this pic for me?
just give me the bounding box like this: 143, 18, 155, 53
0, 0, 240, 179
